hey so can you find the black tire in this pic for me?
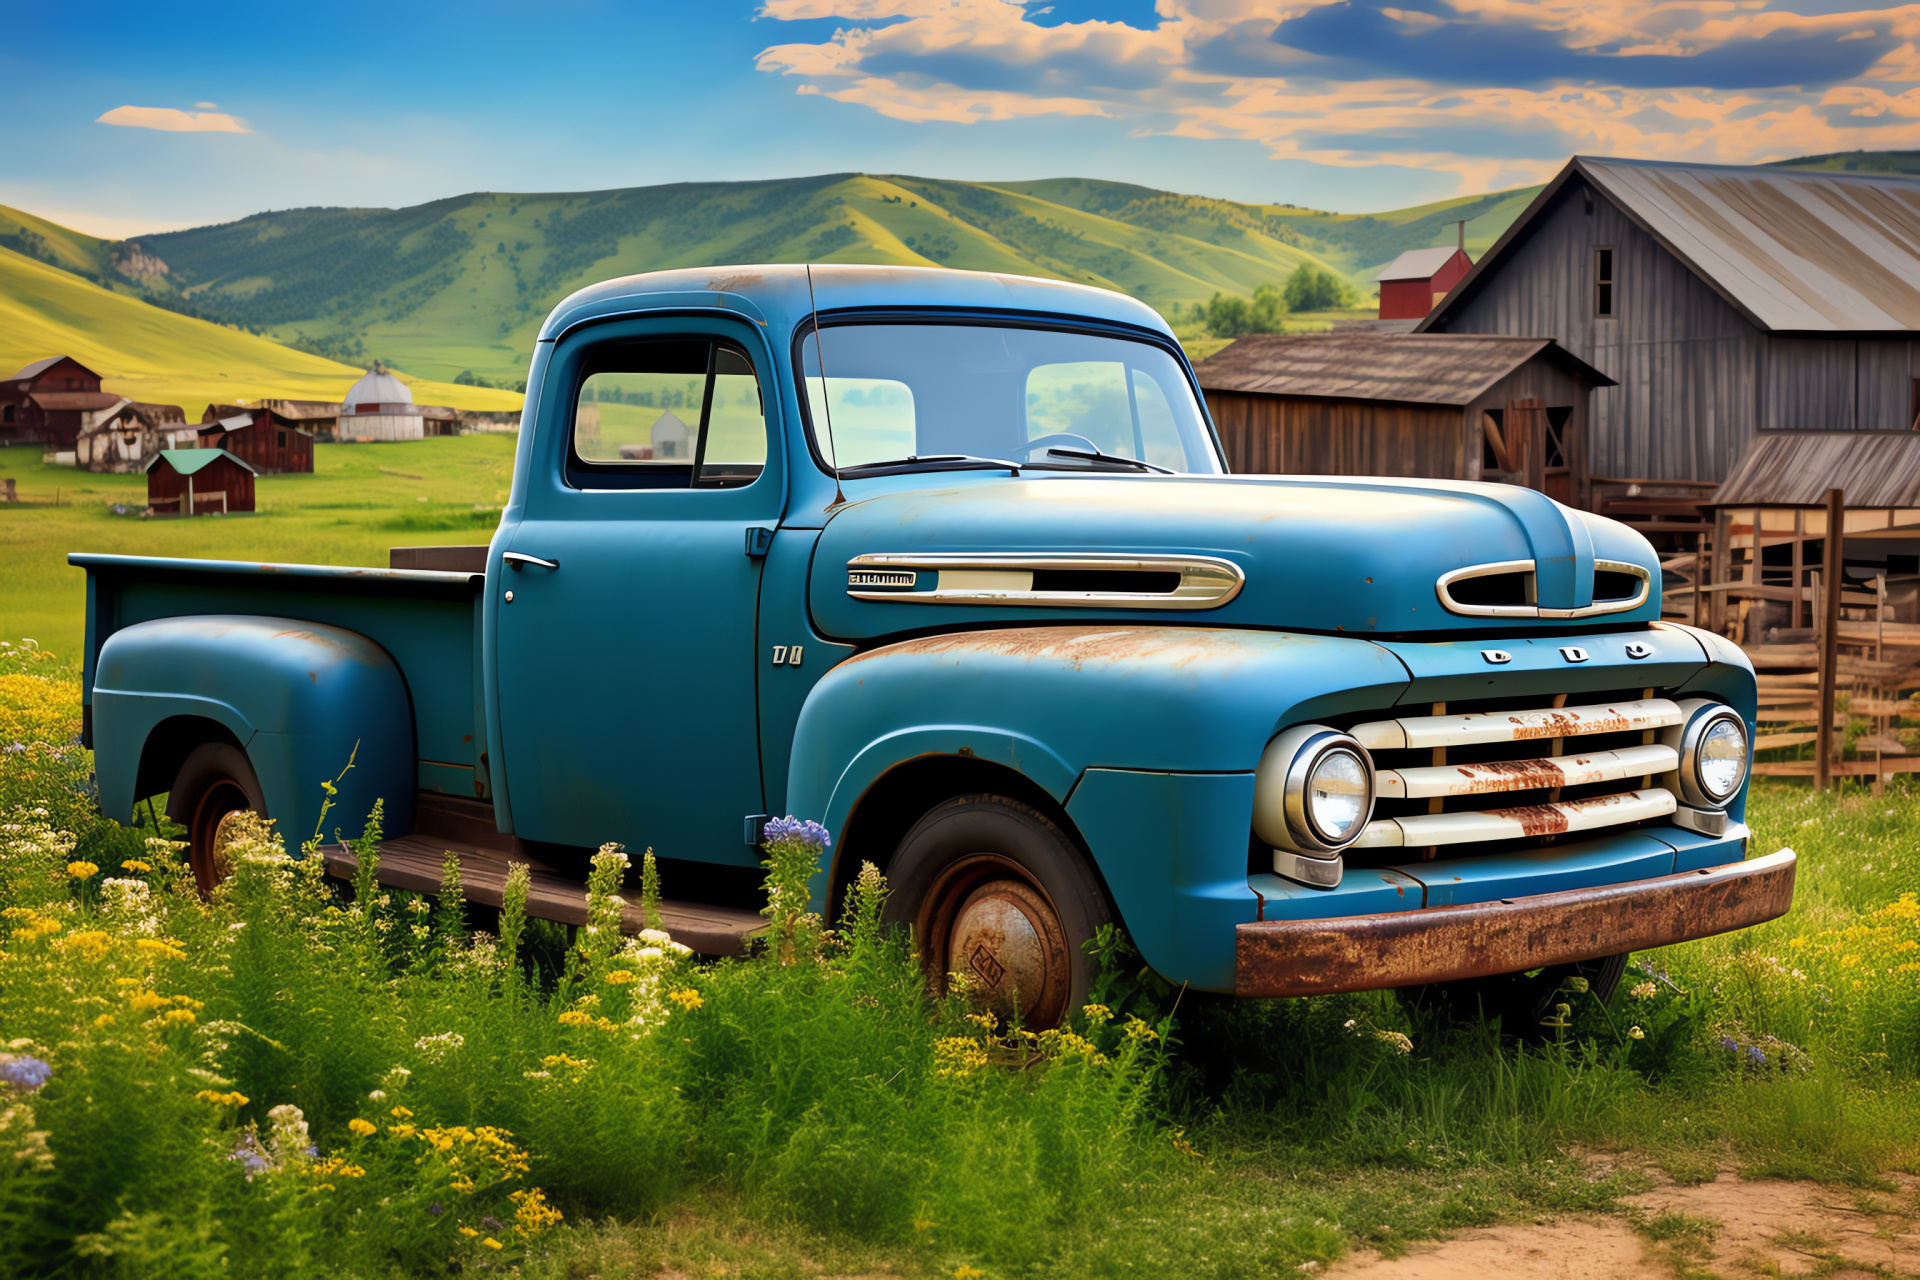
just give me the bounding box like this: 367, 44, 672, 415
882, 794, 1110, 1030
165, 742, 267, 897
1399, 952, 1630, 1042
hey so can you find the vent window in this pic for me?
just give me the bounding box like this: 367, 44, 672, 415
1594, 246, 1615, 317
1029, 568, 1182, 595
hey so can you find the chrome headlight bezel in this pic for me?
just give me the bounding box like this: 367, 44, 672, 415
1255, 724, 1376, 856
1676, 703, 1750, 809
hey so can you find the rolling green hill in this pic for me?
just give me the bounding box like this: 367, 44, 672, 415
1768, 149, 1920, 175
68, 174, 1539, 383
0, 243, 524, 413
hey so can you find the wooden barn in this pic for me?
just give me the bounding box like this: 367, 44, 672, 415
198, 404, 316, 474
146, 448, 256, 516
0, 356, 122, 451
1194, 333, 1614, 504
1422, 156, 1920, 487
1373, 244, 1472, 322
75, 402, 190, 473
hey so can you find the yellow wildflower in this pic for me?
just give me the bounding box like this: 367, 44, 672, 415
556, 1009, 593, 1027
458, 1226, 478, 1238
134, 938, 187, 961
348, 1118, 377, 1137
158, 1008, 196, 1026
1080, 1003, 1112, 1024
195, 1090, 249, 1107
390, 1123, 416, 1139
93, 1014, 115, 1028
604, 970, 636, 985
66, 861, 99, 879
954, 1267, 985, 1280
120, 859, 152, 873
510, 1186, 564, 1234
482, 1238, 503, 1250
668, 988, 703, 1011
389, 1105, 413, 1119
125, 992, 167, 1013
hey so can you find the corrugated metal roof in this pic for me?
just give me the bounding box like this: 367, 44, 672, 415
1373, 247, 1460, 282
29, 391, 121, 411
1432, 156, 1920, 334
7, 355, 98, 384
147, 447, 257, 477
1192, 333, 1613, 406
1712, 432, 1920, 507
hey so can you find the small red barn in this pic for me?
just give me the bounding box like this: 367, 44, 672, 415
0, 356, 121, 449
198, 404, 317, 473
1373, 246, 1473, 321
146, 448, 256, 516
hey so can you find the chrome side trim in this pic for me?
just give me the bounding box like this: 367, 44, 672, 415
845, 552, 1245, 609
1435, 557, 1653, 619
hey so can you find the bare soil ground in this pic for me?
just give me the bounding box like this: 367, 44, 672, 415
1329, 1167, 1919, 1278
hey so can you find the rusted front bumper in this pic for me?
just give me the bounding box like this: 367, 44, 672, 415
1235, 849, 1797, 997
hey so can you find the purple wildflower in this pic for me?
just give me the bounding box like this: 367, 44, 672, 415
1718, 1037, 1739, 1054
1746, 1045, 1767, 1066
427, 1202, 444, 1217
762, 816, 832, 850
3, 743, 25, 754
229, 1134, 272, 1177
0, 1056, 52, 1091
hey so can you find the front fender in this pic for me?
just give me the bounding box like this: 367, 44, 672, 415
93, 615, 414, 853
785, 625, 1411, 987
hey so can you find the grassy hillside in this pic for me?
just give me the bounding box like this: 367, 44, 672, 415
0, 243, 523, 413
80, 175, 1534, 383
1769, 149, 1920, 175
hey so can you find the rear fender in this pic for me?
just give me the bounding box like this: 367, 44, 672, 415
93, 615, 414, 853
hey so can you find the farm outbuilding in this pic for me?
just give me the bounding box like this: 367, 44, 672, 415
0, 356, 122, 451
1373, 245, 1472, 321
75, 401, 189, 473
1193, 332, 1614, 505
146, 448, 256, 516
1422, 156, 1920, 488
198, 404, 316, 474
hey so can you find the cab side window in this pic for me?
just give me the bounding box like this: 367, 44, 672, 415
569, 339, 767, 489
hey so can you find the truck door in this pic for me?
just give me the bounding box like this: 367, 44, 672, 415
494, 322, 778, 865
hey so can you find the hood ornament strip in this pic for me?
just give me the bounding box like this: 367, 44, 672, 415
1435, 558, 1651, 620
845, 552, 1245, 609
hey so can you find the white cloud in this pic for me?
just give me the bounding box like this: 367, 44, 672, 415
194, 101, 218, 109
96, 105, 250, 134
753, 0, 1920, 184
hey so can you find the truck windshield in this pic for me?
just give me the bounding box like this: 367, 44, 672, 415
799, 322, 1222, 475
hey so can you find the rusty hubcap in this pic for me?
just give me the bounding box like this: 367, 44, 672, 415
924, 858, 1071, 1028
189, 781, 249, 897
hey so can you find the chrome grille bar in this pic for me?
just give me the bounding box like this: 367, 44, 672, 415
1351, 698, 1682, 751
1376, 743, 1677, 799
1353, 788, 1678, 849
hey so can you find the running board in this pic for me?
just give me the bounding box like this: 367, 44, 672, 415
321, 837, 763, 956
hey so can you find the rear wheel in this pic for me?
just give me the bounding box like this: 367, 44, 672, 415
1400, 952, 1629, 1041
882, 794, 1110, 1030
165, 742, 267, 897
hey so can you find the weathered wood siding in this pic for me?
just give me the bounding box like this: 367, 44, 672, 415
1762, 337, 1918, 431
1206, 392, 1468, 477
1438, 185, 1762, 483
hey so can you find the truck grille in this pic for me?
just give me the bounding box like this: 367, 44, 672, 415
1334, 690, 1684, 865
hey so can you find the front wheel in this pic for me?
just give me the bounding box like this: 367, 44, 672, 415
165, 742, 267, 897
1399, 952, 1629, 1041
882, 794, 1110, 1030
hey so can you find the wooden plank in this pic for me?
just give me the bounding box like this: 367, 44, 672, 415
1756, 758, 1920, 777
1754, 732, 1819, 751
321, 839, 763, 956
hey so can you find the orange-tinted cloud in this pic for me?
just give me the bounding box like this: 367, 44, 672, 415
96, 105, 250, 134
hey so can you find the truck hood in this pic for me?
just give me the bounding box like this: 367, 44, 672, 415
807, 473, 1660, 642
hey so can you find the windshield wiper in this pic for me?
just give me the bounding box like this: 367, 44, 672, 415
1043, 447, 1175, 475
838, 454, 1023, 477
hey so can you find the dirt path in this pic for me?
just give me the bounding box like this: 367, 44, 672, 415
1329, 1169, 1919, 1278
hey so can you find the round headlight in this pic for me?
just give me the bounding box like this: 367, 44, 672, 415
1253, 725, 1376, 855
1694, 712, 1748, 803
1304, 747, 1369, 844
1673, 705, 1748, 808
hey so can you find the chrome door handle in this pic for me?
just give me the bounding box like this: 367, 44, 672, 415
503, 551, 560, 572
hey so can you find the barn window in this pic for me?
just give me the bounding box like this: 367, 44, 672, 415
277, 429, 287, 447
1, 404, 12, 423
1594, 247, 1615, 317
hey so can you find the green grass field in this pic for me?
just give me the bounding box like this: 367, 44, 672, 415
0, 435, 516, 654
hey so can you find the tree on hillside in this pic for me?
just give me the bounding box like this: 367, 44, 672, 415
1283, 263, 1357, 313
1202, 283, 1287, 337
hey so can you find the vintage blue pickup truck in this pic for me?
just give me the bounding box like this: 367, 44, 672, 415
72, 264, 1794, 1028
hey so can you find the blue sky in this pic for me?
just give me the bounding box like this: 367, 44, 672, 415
6, 0, 1920, 237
